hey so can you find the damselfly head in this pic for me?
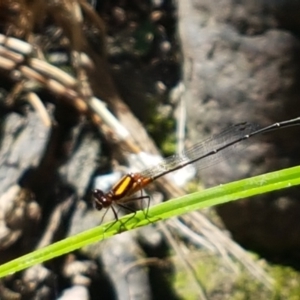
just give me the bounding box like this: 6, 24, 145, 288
92, 189, 112, 210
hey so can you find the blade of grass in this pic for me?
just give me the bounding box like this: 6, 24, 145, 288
1, 165, 300, 278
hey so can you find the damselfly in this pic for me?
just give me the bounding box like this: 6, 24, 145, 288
92, 116, 300, 215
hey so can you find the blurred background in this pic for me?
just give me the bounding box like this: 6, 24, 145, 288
1, 0, 300, 299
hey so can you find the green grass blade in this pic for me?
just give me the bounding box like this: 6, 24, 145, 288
1, 165, 300, 278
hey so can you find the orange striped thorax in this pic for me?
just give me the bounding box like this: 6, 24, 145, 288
109, 173, 152, 201
93, 173, 153, 211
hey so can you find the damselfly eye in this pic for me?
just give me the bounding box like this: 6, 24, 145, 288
92, 189, 113, 210
92, 189, 105, 210
93, 189, 104, 199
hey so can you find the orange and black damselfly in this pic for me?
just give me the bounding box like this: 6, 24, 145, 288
93, 117, 300, 216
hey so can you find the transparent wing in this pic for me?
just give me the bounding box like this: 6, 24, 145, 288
141, 122, 261, 180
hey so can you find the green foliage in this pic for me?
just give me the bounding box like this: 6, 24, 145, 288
272, 266, 300, 299
133, 20, 157, 56
1, 165, 300, 278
